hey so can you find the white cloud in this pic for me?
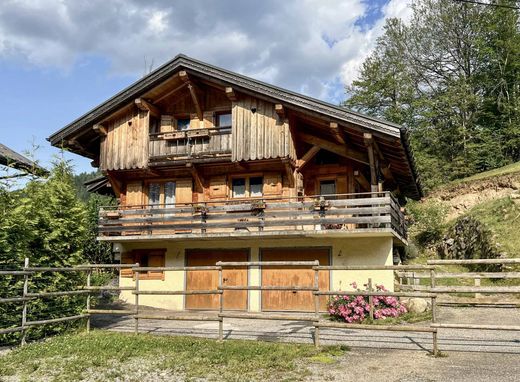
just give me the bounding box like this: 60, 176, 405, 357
0, 0, 412, 103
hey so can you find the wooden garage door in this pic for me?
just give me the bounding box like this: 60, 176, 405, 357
185, 249, 248, 310
261, 248, 330, 312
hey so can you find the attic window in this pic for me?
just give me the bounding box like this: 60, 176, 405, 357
177, 118, 190, 131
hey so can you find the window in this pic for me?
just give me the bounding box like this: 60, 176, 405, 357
319, 180, 336, 200
147, 181, 177, 206
121, 249, 166, 280
164, 182, 176, 206
250, 177, 263, 197
231, 176, 264, 198
177, 118, 190, 131
232, 178, 246, 198
216, 113, 232, 128
148, 183, 161, 207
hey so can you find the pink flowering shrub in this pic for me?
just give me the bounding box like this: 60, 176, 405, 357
327, 282, 407, 323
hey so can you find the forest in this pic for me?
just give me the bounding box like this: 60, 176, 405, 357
345, 0, 520, 191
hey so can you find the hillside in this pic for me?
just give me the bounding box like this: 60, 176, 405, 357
408, 162, 520, 261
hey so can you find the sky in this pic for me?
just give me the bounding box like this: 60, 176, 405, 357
0, 0, 412, 175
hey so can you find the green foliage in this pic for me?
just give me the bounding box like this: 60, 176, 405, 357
0, 160, 88, 344
345, 0, 520, 191
80, 193, 114, 265
437, 215, 503, 271
407, 200, 447, 247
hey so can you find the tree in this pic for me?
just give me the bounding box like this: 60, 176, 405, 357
345, 0, 520, 191
0, 160, 88, 343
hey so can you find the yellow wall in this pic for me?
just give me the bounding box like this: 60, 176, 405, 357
118, 236, 394, 311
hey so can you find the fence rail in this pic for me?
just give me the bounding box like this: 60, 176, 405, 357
2, 258, 520, 355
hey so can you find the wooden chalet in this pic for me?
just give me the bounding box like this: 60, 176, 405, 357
48, 54, 422, 312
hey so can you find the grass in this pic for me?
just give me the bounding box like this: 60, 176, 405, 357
443, 161, 520, 188
0, 331, 348, 382
466, 196, 520, 258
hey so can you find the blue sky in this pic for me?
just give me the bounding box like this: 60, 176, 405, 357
0, 0, 411, 175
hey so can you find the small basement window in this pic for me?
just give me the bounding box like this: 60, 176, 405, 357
121, 249, 166, 280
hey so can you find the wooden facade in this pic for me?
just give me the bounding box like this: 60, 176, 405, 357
48, 54, 424, 312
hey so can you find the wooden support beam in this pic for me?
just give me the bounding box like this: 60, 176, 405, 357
135, 98, 160, 118
354, 170, 370, 191
186, 163, 204, 192
93, 124, 107, 136
299, 132, 368, 165
329, 122, 346, 144
225, 87, 237, 101
154, 82, 187, 103
284, 161, 295, 188
106, 173, 122, 198
275, 104, 285, 119
297, 145, 320, 171
363, 133, 378, 193
179, 71, 203, 121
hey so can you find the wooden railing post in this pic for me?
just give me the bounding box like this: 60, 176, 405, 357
21, 257, 29, 346
218, 266, 224, 341
313, 260, 320, 348
368, 278, 374, 320
86, 268, 92, 333
134, 265, 140, 335
474, 278, 481, 299
430, 268, 438, 355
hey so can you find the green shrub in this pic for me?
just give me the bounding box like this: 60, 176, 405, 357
406, 200, 447, 247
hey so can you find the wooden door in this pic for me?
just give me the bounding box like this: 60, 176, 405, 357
261, 248, 330, 312
185, 249, 248, 310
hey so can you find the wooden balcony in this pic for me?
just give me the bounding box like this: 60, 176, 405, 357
148, 127, 231, 165
98, 192, 407, 243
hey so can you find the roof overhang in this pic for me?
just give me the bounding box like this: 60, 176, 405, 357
47, 54, 422, 199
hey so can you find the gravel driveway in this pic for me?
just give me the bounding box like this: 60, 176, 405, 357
91, 305, 520, 381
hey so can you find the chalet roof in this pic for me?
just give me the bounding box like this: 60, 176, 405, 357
47, 54, 422, 199
0, 143, 49, 177
84, 175, 114, 196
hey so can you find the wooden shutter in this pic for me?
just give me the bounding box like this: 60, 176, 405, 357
176, 178, 193, 204
148, 250, 166, 280
263, 174, 282, 196
209, 176, 227, 199
120, 253, 134, 278
125, 182, 143, 208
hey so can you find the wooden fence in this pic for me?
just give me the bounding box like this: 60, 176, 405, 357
2, 258, 520, 355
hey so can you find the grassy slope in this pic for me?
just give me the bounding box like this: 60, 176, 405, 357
446, 161, 520, 187
0, 331, 346, 382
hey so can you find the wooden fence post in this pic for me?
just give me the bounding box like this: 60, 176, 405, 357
474, 278, 481, 299
134, 266, 140, 335
218, 266, 224, 341
368, 278, 374, 320
86, 268, 92, 333
314, 261, 320, 348
21, 257, 29, 346
430, 268, 438, 355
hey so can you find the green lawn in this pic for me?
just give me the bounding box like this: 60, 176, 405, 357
0, 331, 347, 382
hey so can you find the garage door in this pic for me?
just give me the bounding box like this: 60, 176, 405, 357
261, 248, 330, 312
185, 249, 248, 310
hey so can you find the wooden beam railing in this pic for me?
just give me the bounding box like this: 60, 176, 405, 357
3, 259, 520, 355
98, 192, 406, 241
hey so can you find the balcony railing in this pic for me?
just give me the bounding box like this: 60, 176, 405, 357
149, 127, 231, 164
98, 192, 407, 241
